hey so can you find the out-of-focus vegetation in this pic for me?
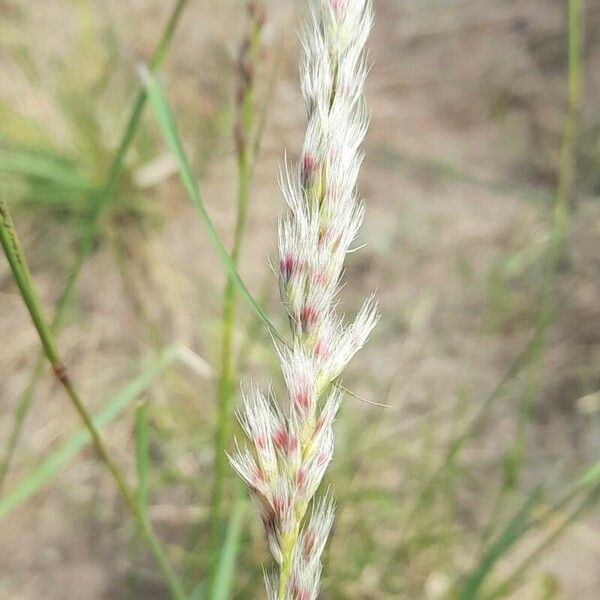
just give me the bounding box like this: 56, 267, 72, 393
0, 0, 599, 599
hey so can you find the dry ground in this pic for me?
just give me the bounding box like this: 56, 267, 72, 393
0, 0, 599, 598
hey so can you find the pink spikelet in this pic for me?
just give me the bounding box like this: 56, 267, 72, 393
229, 1, 378, 597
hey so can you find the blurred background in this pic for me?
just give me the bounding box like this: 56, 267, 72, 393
0, 0, 599, 598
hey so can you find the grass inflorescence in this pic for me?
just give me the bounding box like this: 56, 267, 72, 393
0, 0, 598, 598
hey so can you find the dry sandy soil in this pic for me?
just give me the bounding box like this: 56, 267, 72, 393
0, 0, 599, 598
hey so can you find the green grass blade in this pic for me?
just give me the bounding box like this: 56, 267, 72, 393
484, 483, 600, 600
188, 583, 206, 600
579, 461, 600, 487
140, 69, 283, 344
0, 196, 61, 364
135, 400, 150, 516
459, 487, 541, 600
209, 496, 247, 600
0, 148, 94, 191
0, 346, 178, 520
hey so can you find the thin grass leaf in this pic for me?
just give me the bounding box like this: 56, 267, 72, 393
523, 461, 600, 534
0, 148, 95, 191
484, 483, 600, 600
209, 496, 247, 600
0, 197, 57, 360
188, 583, 206, 600
140, 69, 282, 344
135, 400, 150, 516
0, 346, 179, 520
578, 461, 600, 487
459, 487, 542, 600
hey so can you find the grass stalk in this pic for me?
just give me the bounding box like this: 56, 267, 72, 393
0, 0, 189, 492
209, 496, 247, 600
136, 399, 150, 517
0, 197, 186, 600
209, 0, 265, 558
481, 0, 584, 538
510, 0, 582, 485
208, 135, 251, 549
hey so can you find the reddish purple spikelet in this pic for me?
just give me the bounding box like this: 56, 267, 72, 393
314, 338, 328, 360
301, 153, 318, 186
300, 304, 318, 333
303, 529, 316, 559
280, 253, 296, 281
273, 427, 289, 451
250, 467, 265, 487
311, 268, 328, 287
295, 389, 310, 413
296, 468, 308, 491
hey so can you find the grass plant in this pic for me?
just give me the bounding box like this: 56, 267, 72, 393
0, 0, 598, 598
229, 1, 379, 597
0, 0, 190, 493
0, 196, 186, 600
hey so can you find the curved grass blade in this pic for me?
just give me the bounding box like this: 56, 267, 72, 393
0, 148, 94, 191
579, 461, 600, 487
459, 487, 542, 600
209, 495, 247, 600
140, 68, 283, 344
483, 482, 600, 600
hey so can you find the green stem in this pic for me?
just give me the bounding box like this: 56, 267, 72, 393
210, 151, 251, 534
0, 0, 189, 493
0, 198, 186, 600
474, 0, 584, 566
208, 493, 247, 600
135, 399, 150, 517
206, 2, 263, 566
509, 0, 583, 489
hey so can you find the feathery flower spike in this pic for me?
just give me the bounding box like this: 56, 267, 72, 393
230, 1, 378, 597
